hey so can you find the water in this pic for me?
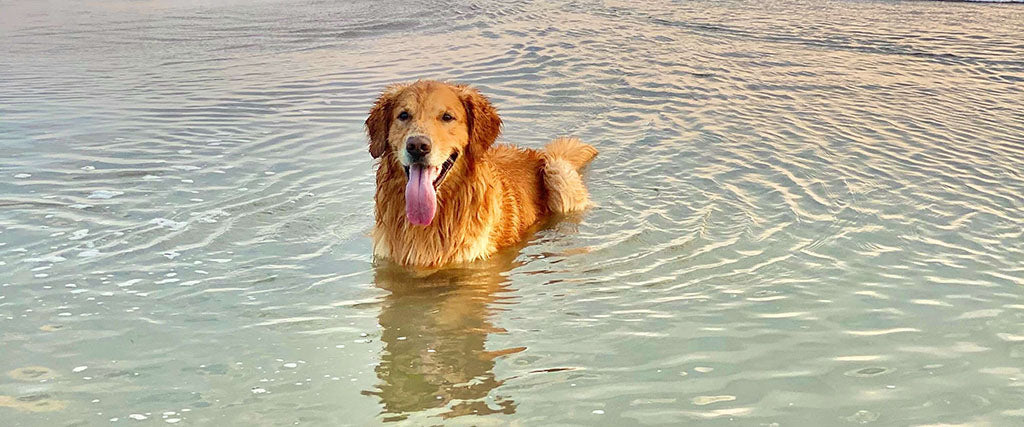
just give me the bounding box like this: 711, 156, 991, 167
2, 0, 1023, 424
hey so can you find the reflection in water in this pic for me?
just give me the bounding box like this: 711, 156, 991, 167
365, 252, 527, 422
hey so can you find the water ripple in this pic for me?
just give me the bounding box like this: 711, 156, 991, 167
3, 0, 1024, 425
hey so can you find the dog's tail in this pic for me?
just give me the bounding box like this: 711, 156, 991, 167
541, 137, 597, 214
543, 137, 597, 171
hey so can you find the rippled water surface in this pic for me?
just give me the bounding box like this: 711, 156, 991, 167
3, 0, 1024, 425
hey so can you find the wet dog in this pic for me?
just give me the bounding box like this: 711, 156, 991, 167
366, 80, 597, 268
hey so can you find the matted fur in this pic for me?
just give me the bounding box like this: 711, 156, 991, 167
366, 80, 597, 268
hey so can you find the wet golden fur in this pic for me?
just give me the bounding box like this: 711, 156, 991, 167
366, 81, 597, 268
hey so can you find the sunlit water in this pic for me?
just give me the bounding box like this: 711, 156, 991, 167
2, 0, 1024, 425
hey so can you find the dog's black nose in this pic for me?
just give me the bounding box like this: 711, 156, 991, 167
405, 136, 431, 161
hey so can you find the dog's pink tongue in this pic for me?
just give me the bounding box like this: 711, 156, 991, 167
405, 164, 438, 226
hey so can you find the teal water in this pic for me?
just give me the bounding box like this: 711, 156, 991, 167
2, 0, 1023, 425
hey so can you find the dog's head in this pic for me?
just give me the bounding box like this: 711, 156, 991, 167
366, 80, 502, 226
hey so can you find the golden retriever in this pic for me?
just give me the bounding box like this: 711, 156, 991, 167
366, 80, 597, 268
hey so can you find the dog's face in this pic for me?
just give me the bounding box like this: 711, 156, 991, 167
378, 82, 467, 170
366, 81, 501, 226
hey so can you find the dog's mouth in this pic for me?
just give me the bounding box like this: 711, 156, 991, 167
403, 151, 458, 226
404, 151, 458, 188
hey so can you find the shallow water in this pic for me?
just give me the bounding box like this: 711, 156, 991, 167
2, 0, 1024, 425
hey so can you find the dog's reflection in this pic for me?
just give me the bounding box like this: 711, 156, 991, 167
364, 254, 526, 421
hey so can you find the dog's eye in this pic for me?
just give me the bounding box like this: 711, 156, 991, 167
441, 113, 454, 122
397, 111, 410, 121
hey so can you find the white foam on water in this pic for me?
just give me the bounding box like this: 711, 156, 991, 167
149, 218, 187, 231
191, 209, 229, 224
87, 190, 124, 199
24, 255, 67, 263
118, 279, 143, 288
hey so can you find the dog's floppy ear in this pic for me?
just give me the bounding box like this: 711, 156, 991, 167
457, 85, 502, 157
365, 84, 407, 159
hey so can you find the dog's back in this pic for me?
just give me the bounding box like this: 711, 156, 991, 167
484, 137, 598, 249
